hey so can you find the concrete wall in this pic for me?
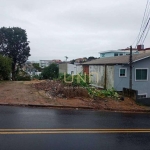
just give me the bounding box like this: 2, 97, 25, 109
76, 65, 83, 74
106, 66, 114, 89
59, 64, 83, 75
89, 65, 105, 88
67, 64, 77, 75
59, 63, 67, 74
136, 98, 150, 106
89, 65, 114, 89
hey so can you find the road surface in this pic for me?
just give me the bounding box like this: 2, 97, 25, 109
0, 106, 150, 150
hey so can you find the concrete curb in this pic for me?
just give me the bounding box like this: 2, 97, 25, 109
0, 103, 94, 110
0, 103, 150, 113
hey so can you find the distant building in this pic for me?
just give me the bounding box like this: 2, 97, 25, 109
52, 59, 62, 63
39, 60, 62, 68
99, 50, 139, 58
22, 62, 41, 77
74, 57, 87, 63
59, 63, 83, 75
39, 60, 53, 68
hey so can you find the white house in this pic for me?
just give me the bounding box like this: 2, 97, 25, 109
59, 63, 83, 75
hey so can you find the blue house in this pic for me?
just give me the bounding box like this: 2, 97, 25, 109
83, 53, 150, 98
99, 50, 139, 58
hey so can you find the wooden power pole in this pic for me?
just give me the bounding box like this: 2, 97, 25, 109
129, 46, 132, 89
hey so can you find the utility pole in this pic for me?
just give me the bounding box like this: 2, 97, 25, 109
129, 46, 132, 89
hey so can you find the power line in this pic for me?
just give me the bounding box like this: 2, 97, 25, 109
135, 0, 149, 46
135, 0, 150, 46
141, 18, 150, 43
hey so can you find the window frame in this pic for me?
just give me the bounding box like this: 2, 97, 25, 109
114, 53, 118, 56
138, 93, 147, 99
119, 68, 127, 77
135, 68, 148, 81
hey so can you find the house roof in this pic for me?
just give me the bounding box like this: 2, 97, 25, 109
99, 50, 138, 54
83, 53, 150, 65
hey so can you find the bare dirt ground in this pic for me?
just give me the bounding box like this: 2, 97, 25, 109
0, 80, 150, 112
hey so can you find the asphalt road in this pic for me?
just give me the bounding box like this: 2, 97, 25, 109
0, 106, 150, 150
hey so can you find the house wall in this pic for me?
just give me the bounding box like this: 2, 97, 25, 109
89, 65, 105, 87
83, 65, 89, 74
59, 64, 83, 75
106, 66, 114, 89
88, 65, 114, 89
114, 65, 130, 91
100, 52, 116, 58
114, 57, 150, 97
100, 51, 139, 58
76, 65, 83, 74
67, 64, 77, 75
132, 58, 150, 97
59, 63, 67, 74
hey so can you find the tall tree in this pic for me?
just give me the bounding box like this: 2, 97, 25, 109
0, 55, 12, 80
0, 27, 30, 80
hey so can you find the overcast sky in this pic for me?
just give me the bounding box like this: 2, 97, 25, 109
0, 0, 149, 61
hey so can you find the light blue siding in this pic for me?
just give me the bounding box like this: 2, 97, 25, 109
114, 57, 150, 97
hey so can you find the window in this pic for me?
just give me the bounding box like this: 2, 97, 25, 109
101, 54, 105, 57
119, 53, 123, 56
138, 94, 147, 99
135, 68, 148, 81
119, 68, 127, 77
114, 53, 118, 56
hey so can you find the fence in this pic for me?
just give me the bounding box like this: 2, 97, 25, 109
123, 88, 150, 106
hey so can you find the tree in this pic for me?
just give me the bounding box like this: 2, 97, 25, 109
70, 59, 75, 64
87, 56, 97, 61
32, 63, 43, 72
41, 63, 59, 79
0, 55, 12, 80
65, 56, 68, 61
0, 27, 30, 80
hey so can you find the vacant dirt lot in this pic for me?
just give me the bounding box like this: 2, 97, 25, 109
0, 81, 150, 112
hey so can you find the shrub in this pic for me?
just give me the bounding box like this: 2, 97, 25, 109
16, 70, 31, 81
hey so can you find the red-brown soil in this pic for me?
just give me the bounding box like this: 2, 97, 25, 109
0, 80, 150, 112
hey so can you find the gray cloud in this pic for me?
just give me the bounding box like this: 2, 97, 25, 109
0, 0, 148, 61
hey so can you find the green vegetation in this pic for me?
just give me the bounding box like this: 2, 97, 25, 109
59, 73, 89, 87
32, 63, 42, 72
16, 70, 31, 81
32, 74, 43, 80
58, 73, 118, 99
0, 55, 12, 80
87, 87, 119, 99
0, 27, 30, 80
41, 63, 59, 79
